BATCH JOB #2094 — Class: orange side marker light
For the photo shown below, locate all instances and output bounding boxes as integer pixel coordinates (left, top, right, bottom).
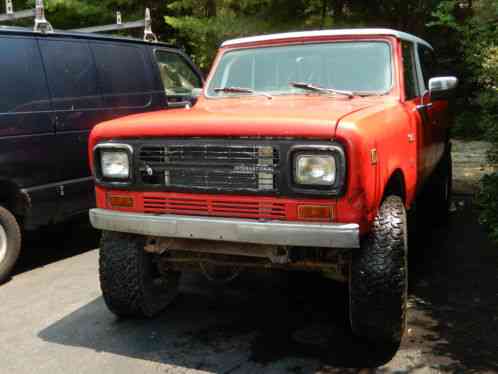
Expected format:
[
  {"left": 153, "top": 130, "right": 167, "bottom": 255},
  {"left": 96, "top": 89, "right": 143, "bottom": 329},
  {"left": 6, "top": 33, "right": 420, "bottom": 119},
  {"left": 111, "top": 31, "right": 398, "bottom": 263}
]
[
  {"left": 298, "top": 205, "right": 334, "bottom": 221},
  {"left": 108, "top": 195, "right": 134, "bottom": 208}
]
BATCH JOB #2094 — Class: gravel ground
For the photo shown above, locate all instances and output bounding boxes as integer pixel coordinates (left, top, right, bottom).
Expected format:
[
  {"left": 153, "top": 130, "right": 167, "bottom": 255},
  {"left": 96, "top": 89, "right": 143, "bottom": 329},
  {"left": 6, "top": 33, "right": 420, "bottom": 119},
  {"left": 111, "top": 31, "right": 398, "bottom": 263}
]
[
  {"left": 452, "top": 140, "right": 497, "bottom": 194},
  {"left": 0, "top": 142, "right": 496, "bottom": 374}
]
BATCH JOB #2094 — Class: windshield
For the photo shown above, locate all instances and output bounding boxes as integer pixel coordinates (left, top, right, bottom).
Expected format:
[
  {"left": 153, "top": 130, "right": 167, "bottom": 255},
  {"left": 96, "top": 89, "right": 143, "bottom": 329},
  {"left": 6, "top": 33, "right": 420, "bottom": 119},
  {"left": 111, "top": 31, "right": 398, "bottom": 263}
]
[{"left": 207, "top": 42, "right": 393, "bottom": 97}]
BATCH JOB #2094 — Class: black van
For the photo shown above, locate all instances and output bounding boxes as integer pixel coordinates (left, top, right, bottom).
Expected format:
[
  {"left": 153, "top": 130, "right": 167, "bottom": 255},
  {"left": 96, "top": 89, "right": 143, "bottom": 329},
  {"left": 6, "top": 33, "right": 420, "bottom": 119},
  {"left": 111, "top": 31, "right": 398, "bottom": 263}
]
[{"left": 0, "top": 26, "right": 203, "bottom": 283}]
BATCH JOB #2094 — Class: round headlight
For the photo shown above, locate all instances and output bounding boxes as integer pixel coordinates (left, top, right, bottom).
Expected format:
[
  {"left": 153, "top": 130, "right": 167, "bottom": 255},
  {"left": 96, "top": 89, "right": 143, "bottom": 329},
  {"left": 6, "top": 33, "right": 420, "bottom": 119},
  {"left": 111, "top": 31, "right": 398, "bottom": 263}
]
[
  {"left": 295, "top": 154, "right": 336, "bottom": 186},
  {"left": 101, "top": 151, "right": 130, "bottom": 179}
]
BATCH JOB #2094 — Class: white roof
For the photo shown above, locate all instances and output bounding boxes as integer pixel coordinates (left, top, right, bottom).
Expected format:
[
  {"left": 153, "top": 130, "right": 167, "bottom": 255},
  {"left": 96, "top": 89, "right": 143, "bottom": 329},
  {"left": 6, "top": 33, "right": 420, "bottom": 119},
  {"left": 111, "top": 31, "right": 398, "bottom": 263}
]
[{"left": 222, "top": 28, "right": 432, "bottom": 49}]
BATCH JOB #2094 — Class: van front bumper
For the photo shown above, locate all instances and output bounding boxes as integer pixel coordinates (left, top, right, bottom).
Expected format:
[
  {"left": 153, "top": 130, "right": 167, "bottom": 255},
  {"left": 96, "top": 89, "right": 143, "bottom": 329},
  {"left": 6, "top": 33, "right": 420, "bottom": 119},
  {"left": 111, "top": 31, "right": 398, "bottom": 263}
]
[{"left": 89, "top": 209, "right": 360, "bottom": 249}]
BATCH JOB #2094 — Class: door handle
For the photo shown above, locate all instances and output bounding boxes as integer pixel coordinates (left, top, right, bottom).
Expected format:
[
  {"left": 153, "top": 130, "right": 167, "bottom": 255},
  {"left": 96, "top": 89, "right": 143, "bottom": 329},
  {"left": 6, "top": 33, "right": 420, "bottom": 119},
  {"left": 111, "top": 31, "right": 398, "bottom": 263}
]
[{"left": 415, "top": 103, "right": 433, "bottom": 112}]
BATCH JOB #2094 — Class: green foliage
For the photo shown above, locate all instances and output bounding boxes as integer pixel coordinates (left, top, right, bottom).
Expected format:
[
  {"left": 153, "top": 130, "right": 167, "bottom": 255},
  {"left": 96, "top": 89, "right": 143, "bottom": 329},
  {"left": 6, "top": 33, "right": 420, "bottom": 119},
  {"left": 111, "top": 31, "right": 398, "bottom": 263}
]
[
  {"left": 477, "top": 173, "right": 498, "bottom": 243},
  {"left": 452, "top": 111, "right": 486, "bottom": 139},
  {"left": 165, "top": 14, "right": 274, "bottom": 71},
  {"left": 430, "top": 0, "right": 498, "bottom": 245}
]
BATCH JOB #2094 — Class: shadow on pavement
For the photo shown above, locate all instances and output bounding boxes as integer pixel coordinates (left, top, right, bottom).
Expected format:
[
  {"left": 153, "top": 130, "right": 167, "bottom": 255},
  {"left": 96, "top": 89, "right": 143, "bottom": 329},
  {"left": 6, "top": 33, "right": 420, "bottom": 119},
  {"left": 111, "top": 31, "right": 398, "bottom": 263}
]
[
  {"left": 407, "top": 194, "right": 498, "bottom": 373},
  {"left": 13, "top": 217, "right": 101, "bottom": 277},
  {"left": 38, "top": 272, "right": 397, "bottom": 372},
  {"left": 38, "top": 195, "right": 497, "bottom": 372}
]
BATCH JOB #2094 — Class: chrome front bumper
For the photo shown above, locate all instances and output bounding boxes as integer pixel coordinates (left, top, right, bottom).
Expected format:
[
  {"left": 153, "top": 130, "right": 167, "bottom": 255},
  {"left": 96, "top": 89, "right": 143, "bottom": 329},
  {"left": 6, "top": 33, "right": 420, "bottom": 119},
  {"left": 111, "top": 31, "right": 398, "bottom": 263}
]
[{"left": 89, "top": 209, "right": 360, "bottom": 249}]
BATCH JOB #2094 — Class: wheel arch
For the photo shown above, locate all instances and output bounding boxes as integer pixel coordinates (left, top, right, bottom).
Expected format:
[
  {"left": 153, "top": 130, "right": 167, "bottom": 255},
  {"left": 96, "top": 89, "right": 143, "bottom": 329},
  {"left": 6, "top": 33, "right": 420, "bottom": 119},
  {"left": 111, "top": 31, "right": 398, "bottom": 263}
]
[
  {"left": 0, "top": 180, "right": 30, "bottom": 218},
  {"left": 382, "top": 169, "right": 406, "bottom": 204}
]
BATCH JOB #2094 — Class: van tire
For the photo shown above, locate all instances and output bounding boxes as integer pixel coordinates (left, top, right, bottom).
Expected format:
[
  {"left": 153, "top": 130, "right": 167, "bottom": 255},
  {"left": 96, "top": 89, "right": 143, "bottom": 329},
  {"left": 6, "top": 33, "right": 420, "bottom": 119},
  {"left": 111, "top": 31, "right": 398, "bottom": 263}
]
[
  {"left": 99, "top": 231, "right": 180, "bottom": 318},
  {"left": 0, "top": 206, "right": 22, "bottom": 285},
  {"left": 349, "top": 196, "right": 408, "bottom": 346}
]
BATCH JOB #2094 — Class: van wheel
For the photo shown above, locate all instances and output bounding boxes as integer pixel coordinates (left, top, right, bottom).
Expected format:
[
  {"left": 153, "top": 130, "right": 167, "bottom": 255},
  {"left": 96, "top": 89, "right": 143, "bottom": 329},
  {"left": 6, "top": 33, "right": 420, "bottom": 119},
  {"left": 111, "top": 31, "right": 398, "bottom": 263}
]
[
  {"left": 349, "top": 196, "right": 408, "bottom": 346},
  {"left": 0, "top": 206, "right": 22, "bottom": 285},
  {"left": 99, "top": 231, "right": 180, "bottom": 318}
]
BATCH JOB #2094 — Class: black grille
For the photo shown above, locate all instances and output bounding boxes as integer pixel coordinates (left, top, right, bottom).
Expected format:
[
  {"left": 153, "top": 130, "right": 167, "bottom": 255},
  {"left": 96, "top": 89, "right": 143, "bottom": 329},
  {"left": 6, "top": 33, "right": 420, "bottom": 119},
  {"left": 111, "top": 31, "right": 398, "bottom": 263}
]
[{"left": 139, "top": 144, "right": 279, "bottom": 192}]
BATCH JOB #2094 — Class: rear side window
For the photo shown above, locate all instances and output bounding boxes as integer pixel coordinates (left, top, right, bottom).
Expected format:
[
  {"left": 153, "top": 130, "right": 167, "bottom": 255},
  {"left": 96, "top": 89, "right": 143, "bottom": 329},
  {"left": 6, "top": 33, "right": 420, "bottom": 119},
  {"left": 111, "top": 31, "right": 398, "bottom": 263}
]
[
  {"left": 92, "top": 43, "right": 153, "bottom": 108},
  {"left": 0, "top": 37, "right": 50, "bottom": 113},
  {"left": 402, "top": 41, "right": 419, "bottom": 101},
  {"left": 39, "top": 39, "right": 100, "bottom": 110},
  {"left": 418, "top": 46, "right": 438, "bottom": 89}
]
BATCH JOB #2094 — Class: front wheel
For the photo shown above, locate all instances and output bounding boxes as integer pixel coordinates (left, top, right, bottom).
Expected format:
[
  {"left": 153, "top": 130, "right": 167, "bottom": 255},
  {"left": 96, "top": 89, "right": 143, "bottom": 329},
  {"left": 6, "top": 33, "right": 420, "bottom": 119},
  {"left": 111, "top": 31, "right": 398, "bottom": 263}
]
[
  {"left": 349, "top": 196, "right": 408, "bottom": 346},
  {"left": 99, "top": 231, "right": 180, "bottom": 318}
]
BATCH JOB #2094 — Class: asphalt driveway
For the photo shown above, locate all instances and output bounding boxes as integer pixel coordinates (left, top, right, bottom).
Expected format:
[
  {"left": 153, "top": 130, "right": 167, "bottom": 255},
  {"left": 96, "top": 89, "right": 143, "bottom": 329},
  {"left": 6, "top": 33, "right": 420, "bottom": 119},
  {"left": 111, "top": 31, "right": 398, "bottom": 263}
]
[{"left": 0, "top": 192, "right": 497, "bottom": 374}]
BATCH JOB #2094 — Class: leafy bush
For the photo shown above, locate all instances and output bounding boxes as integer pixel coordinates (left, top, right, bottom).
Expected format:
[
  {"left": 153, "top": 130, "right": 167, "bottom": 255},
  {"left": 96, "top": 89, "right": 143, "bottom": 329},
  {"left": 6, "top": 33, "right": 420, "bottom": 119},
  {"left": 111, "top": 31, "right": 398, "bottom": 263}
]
[
  {"left": 477, "top": 173, "right": 498, "bottom": 244},
  {"left": 452, "top": 111, "right": 487, "bottom": 139},
  {"left": 165, "top": 14, "right": 273, "bottom": 72}
]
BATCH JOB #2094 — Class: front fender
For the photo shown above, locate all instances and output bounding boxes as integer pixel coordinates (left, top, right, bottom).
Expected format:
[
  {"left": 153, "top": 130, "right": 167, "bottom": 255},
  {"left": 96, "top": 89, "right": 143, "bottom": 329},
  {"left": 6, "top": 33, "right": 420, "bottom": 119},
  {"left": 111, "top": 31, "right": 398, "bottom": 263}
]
[{"left": 334, "top": 102, "right": 417, "bottom": 234}]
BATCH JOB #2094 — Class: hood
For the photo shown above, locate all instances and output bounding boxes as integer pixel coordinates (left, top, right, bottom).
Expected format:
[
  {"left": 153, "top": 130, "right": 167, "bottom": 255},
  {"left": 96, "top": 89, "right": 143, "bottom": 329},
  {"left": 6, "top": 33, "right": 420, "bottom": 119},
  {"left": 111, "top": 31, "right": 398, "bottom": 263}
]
[{"left": 91, "top": 95, "right": 380, "bottom": 142}]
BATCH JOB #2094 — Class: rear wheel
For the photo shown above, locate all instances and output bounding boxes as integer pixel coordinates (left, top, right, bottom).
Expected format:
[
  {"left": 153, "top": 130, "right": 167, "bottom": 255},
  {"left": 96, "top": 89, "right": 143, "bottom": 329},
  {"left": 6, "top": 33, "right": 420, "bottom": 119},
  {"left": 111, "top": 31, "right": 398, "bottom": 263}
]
[
  {"left": 418, "top": 150, "right": 452, "bottom": 223},
  {"left": 0, "top": 206, "right": 22, "bottom": 285},
  {"left": 99, "top": 231, "right": 180, "bottom": 317},
  {"left": 349, "top": 196, "right": 408, "bottom": 346}
]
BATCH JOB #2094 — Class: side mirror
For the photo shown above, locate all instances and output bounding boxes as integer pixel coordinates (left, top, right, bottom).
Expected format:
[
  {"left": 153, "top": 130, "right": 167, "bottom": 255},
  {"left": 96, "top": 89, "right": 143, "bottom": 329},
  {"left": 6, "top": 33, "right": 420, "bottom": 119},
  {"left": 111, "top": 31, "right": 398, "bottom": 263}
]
[
  {"left": 191, "top": 88, "right": 203, "bottom": 98},
  {"left": 186, "top": 88, "right": 203, "bottom": 107},
  {"left": 429, "top": 76, "right": 458, "bottom": 101}
]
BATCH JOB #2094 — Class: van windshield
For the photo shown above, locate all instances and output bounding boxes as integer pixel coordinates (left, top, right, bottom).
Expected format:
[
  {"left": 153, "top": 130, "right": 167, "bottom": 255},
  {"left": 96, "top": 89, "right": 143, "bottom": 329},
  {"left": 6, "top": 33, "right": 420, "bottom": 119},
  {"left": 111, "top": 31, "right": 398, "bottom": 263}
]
[{"left": 207, "top": 41, "right": 393, "bottom": 97}]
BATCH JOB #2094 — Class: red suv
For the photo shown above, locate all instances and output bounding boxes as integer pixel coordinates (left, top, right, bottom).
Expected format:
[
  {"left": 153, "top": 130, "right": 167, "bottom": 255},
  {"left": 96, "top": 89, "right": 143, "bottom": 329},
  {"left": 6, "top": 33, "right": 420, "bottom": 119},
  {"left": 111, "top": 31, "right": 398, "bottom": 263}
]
[{"left": 89, "top": 28, "right": 458, "bottom": 346}]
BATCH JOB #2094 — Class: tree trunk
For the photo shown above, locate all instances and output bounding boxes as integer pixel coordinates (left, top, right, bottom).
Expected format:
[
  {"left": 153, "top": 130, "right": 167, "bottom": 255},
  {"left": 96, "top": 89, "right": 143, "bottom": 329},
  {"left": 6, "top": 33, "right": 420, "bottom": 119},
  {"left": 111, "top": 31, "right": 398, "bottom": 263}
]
[
  {"left": 332, "top": 0, "right": 345, "bottom": 18},
  {"left": 320, "top": 0, "right": 328, "bottom": 28},
  {"left": 206, "top": 0, "right": 216, "bottom": 17}
]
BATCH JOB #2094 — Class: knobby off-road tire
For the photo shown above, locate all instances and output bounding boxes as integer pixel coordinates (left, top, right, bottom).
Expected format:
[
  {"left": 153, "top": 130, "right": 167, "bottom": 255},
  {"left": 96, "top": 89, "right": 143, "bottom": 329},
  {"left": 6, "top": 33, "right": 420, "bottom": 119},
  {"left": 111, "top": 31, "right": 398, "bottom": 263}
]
[
  {"left": 0, "top": 206, "right": 22, "bottom": 285},
  {"left": 349, "top": 196, "right": 408, "bottom": 346},
  {"left": 99, "top": 231, "right": 180, "bottom": 318},
  {"left": 418, "top": 150, "right": 452, "bottom": 223}
]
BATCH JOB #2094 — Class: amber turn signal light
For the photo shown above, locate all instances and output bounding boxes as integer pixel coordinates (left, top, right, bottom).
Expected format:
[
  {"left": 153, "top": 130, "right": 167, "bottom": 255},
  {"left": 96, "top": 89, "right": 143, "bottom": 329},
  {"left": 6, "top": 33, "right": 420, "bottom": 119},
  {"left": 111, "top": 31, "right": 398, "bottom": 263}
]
[
  {"left": 108, "top": 195, "right": 134, "bottom": 208},
  {"left": 298, "top": 205, "right": 334, "bottom": 221}
]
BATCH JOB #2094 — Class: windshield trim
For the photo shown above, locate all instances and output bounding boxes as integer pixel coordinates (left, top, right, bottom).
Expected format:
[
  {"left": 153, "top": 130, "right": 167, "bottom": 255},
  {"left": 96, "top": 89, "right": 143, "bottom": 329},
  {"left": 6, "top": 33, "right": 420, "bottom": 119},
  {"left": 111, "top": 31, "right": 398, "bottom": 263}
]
[{"left": 205, "top": 39, "right": 395, "bottom": 100}]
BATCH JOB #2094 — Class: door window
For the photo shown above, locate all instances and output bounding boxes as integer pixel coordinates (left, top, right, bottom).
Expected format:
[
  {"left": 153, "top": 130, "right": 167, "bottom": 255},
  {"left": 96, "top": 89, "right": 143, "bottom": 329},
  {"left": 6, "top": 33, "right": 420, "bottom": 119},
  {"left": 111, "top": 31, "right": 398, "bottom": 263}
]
[
  {"left": 418, "top": 46, "right": 438, "bottom": 90},
  {"left": 0, "top": 37, "right": 50, "bottom": 113},
  {"left": 402, "top": 41, "right": 420, "bottom": 101},
  {"left": 92, "top": 43, "right": 153, "bottom": 108},
  {"left": 155, "top": 50, "right": 202, "bottom": 101},
  {"left": 39, "top": 40, "right": 100, "bottom": 110}
]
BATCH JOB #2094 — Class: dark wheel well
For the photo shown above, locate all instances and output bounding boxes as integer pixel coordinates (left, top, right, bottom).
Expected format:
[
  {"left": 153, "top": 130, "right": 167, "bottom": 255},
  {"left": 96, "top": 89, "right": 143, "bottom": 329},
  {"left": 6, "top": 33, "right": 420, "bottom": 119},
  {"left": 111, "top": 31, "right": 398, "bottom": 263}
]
[
  {"left": 383, "top": 170, "right": 406, "bottom": 203},
  {"left": 0, "top": 181, "right": 28, "bottom": 218}
]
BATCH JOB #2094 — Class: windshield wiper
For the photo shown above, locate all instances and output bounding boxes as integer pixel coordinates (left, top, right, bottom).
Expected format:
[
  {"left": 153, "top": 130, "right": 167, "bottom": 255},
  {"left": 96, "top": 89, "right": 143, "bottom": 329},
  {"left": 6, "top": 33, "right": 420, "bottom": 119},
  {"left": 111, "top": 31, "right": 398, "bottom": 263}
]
[
  {"left": 214, "top": 86, "right": 272, "bottom": 99},
  {"left": 290, "top": 82, "right": 354, "bottom": 99}
]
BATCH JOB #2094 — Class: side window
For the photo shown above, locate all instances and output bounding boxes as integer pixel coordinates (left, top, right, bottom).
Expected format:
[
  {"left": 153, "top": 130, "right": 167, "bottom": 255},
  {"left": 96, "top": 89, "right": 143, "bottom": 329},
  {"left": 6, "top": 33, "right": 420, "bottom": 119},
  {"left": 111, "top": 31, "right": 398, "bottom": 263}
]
[
  {"left": 0, "top": 37, "right": 50, "bottom": 113},
  {"left": 39, "top": 40, "right": 100, "bottom": 110},
  {"left": 92, "top": 43, "right": 153, "bottom": 108},
  {"left": 418, "top": 45, "right": 438, "bottom": 89},
  {"left": 155, "top": 50, "right": 202, "bottom": 98},
  {"left": 402, "top": 41, "right": 419, "bottom": 101}
]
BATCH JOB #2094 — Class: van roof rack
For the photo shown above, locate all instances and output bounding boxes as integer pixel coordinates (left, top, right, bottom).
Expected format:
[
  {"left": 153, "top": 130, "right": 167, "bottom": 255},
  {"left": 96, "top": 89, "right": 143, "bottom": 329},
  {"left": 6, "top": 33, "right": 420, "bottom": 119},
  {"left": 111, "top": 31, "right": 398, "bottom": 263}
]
[
  {"left": 1, "top": 2, "right": 158, "bottom": 42},
  {"left": 67, "top": 8, "right": 158, "bottom": 42},
  {"left": 143, "top": 8, "right": 157, "bottom": 42},
  {"left": 33, "top": 0, "right": 53, "bottom": 33},
  {"left": 0, "top": 0, "right": 34, "bottom": 22}
]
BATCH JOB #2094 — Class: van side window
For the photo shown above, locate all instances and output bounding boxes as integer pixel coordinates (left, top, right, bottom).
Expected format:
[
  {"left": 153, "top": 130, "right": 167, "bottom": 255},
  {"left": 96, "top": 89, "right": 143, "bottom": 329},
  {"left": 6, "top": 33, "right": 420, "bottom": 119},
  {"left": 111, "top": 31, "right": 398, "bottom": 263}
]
[
  {"left": 402, "top": 41, "right": 419, "bottom": 101},
  {"left": 155, "top": 51, "right": 202, "bottom": 99},
  {"left": 39, "top": 40, "right": 100, "bottom": 110},
  {"left": 0, "top": 37, "right": 50, "bottom": 113},
  {"left": 418, "top": 45, "right": 438, "bottom": 89},
  {"left": 91, "top": 43, "right": 153, "bottom": 108}
]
